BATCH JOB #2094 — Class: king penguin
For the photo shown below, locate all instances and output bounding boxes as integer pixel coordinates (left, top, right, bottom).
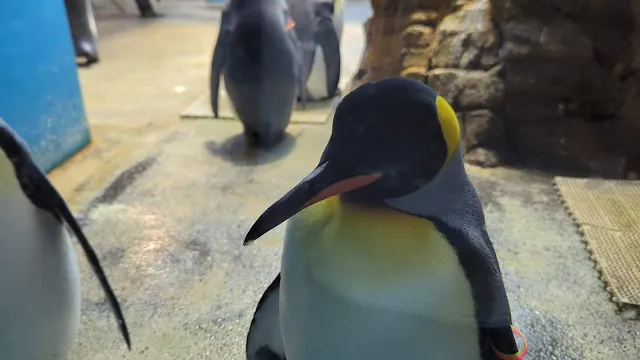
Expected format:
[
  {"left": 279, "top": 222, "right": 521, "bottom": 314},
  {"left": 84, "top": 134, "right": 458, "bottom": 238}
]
[
  {"left": 319, "top": 0, "right": 344, "bottom": 42},
  {"left": 64, "top": 0, "right": 100, "bottom": 65},
  {"left": 0, "top": 118, "right": 130, "bottom": 359},
  {"left": 243, "top": 77, "right": 528, "bottom": 360},
  {"left": 305, "top": 0, "right": 342, "bottom": 101},
  {"left": 287, "top": 0, "right": 342, "bottom": 102},
  {"left": 211, "top": 0, "right": 306, "bottom": 148}
]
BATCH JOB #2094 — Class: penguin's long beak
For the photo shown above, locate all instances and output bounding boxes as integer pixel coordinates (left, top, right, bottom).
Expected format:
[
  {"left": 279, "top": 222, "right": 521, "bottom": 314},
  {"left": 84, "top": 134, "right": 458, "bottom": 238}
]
[{"left": 244, "top": 162, "right": 381, "bottom": 245}]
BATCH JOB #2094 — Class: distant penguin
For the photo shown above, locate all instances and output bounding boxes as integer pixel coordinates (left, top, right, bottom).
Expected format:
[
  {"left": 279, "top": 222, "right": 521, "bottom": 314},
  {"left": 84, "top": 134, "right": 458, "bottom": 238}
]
[
  {"left": 0, "top": 118, "right": 130, "bottom": 359},
  {"left": 306, "top": 1, "right": 341, "bottom": 100},
  {"left": 314, "top": 0, "right": 343, "bottom": 41},
  {"left": 64, "top": 0, "right": 100, "bottom": 65},
  {"left": 287, "top": 0, "right": 341, "bottom": 102},
  {"left": 134, "top": 0, "right": 162, "bottom": 18},
  {"left": 210, "top": 0, "right": 306, "bottom": 148}
]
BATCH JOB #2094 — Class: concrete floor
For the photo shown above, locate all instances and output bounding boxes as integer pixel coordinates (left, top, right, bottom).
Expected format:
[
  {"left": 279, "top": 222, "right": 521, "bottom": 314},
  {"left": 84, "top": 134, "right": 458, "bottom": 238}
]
[{"left": 44, "top": 1, "right": 639, "bottom": 359}]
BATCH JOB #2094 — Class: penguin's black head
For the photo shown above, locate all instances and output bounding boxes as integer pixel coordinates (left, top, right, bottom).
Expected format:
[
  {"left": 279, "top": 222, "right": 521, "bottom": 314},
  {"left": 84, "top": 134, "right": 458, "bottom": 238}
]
[
  {"left": 319, "top": 77, "right": 460, "bottom": 203},
  {"left": 245, "top": 77, "right": 461, "bottom": 244}
]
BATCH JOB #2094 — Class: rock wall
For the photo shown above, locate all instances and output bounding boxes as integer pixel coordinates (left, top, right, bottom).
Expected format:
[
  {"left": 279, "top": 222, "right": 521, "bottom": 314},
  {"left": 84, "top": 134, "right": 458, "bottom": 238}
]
[
  {"left": 351, "top": 0, "right": 452, "bottom": 86},
  {"left": 350, "top": 0, "right": 640, "bottom": 178}
]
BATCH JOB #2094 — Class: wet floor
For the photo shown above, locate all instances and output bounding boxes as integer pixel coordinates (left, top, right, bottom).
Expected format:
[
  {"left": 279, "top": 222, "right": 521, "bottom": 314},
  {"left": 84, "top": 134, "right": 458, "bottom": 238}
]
[{"left": 43, "top": 1, "right": 640, "bottom": 359}]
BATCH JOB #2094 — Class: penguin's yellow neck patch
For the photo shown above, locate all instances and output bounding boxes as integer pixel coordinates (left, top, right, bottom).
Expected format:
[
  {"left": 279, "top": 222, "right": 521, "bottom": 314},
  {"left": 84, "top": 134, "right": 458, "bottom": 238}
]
[
  {"left": 295, "top": 196, "right": 450, "bottom": 272},
  {"left": 287, "top": 196, "right": 476, "bottom": 322},
  {"left": 435, "top": 96, "right": 460, "bottom": 162}
]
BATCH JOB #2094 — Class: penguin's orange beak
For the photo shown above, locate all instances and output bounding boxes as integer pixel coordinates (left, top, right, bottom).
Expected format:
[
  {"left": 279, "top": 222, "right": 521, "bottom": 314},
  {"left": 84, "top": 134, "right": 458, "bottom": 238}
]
[{"left": 244, "top": 162, "right": 381, "bottom": 244}]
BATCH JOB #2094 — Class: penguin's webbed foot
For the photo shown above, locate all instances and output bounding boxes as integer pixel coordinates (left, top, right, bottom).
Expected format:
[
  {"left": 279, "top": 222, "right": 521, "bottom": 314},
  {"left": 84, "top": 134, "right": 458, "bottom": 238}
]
[
  {"left": 244, "top": 128, "right": 261, "bottom": 147},
  {"left": 258, "top": 133, "right": 285, "bottom": 149},
  {"left": 295, "top": 96, "right": 308, "bottom": 109},
  {"left": 76, "top": 53, "right": 100, "bottom": 67},
  {"left": 77, "top": 57, "right": 99, "bottom": 67},
  {"left": 74, "top": 38, "right": 99, "bottom": 66},
  {"left": 244, "top": 129, "right": 285, "bottom": 149}
]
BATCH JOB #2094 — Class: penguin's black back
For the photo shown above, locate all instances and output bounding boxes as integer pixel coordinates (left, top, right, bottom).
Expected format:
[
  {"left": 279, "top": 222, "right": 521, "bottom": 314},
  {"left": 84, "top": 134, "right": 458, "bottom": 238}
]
[{"left": 224, "top": 0, "right": 300, "bottom": 135}]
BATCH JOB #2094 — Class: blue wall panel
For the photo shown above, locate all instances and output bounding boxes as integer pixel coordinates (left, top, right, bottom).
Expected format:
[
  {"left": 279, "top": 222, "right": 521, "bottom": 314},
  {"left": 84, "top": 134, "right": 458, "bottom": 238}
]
[{"left": 0, "top": 0, "right": 91, "bottom": 173}]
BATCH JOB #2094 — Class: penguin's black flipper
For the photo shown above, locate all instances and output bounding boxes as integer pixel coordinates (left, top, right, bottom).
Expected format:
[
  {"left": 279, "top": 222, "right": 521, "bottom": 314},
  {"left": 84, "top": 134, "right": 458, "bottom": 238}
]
[
  {"left": 424, "top": 212, "right": 520, "bottom": 359},
  {"left": 0, "top": 121, "right": 131, "bottom": 349},
  {"left": 210, "top": 9, "right": 236, "bottom": 118},
  {"left": 246, "top": 274, "right": 286, "bottom": 360},
  {"left": 312, "top": 11, "right": 341, "bottom": 99}
]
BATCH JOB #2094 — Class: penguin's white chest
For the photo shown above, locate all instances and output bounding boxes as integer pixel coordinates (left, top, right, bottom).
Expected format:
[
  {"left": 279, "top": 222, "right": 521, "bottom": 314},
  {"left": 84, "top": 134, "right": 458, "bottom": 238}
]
[
  {"left": 280, "top": 197, "right": 480, "bottom": 360},
  {"left": 306, "top": 45, "right": 329, "bottom": 100},
  {"left": 0, "top": 164, "right": 81, "bottom": 359}
]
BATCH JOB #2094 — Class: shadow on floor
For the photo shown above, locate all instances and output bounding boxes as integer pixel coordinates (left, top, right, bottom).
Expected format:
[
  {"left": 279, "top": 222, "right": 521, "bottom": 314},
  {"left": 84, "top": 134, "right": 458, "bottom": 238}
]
[{"left": 205, "top": 131, "right": 299, "bottom": 166}]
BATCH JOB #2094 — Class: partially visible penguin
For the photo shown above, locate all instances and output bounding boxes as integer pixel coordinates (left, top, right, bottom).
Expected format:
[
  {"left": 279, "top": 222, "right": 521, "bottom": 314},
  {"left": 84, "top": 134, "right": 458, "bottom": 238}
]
[
  {"left": 306, "top": 0, "right": 342, "bottom": 101},
  {"left": 64, "top": 0, "right": 100, "bottom": 65},
  {"left": 210, "top": 0, "right": 306, "bottom": 148},
  {"left": 0, "top": 118, "right": 131, "bottom": 359},
  {"left": 243, "top": 78, "right": 529, "bottom": 360},
  {"left": 134, "top": 0, "right": 162, "bottom": 18},
  {"left": 315, "top": 0, "right": 343, "bottom": 42},
  {"left": 287, "top": 0, "right": 342, "bottom": 102}
]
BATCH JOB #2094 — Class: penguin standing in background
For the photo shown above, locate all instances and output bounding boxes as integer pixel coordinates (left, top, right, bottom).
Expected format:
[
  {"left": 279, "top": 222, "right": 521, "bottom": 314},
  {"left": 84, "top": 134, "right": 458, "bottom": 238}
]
[
  {"left": 305, "top": 1, "right": 341, "bottom": 101},
  {"left": 313, "top": 0, "right": 343, "bottom": 42},
  {"left": 134, "top": 0, "right": 162, "bottom": 18},
  {"left": 64, "top": 0, "right": 100, "bottom": 66},
  {"left": 210, "top": 0, "right": 306, "bottom": 148},
  {"left": 328, "top": 0, "right": 344, "bottom": 42},
  {"left": 287, "top": 0, "right": 342, "bottom": 102},
  {"left": 0, "top": 118, "right": 130, "bottom": 358},
  {"left": 244, "top": 78, "right": 529, "bottom": 360}
]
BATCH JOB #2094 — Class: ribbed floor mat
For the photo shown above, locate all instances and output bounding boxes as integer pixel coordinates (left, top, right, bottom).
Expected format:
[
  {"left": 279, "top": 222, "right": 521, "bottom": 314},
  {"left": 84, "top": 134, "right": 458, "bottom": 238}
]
[{"left": 554, "top": 177, "right": 640, "bottom": 319}]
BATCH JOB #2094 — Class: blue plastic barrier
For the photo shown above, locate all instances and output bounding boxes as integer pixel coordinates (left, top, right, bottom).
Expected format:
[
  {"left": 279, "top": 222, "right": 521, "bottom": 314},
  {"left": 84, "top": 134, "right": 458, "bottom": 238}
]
[{"left": 0, "top": 0, "right": 91, "bottom": 173}]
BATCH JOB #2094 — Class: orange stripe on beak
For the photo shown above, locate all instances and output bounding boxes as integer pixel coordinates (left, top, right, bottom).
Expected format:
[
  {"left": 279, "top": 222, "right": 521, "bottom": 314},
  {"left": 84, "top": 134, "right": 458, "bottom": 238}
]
[{"left": 302, "top": 174, "right": 382, "bottom": 209}]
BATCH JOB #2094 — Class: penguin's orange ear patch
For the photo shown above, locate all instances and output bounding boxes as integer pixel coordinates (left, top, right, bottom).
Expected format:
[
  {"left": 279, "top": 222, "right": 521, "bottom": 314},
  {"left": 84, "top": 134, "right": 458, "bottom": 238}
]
[{"left": 285, "top": 18, "right": 296, "bottom": 31}]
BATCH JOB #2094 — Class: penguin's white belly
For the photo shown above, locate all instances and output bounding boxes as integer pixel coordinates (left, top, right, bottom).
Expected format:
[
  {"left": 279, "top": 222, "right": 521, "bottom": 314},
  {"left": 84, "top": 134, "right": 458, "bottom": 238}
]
[
  {"left": 280, "top": 198, "right": 481, "bottom": 360},
  {"left": 306, "top": 45, "right": 329, "bottom": 100},
  {"left": 0, "top": 173, "right": 81, "bottom": 359}
]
